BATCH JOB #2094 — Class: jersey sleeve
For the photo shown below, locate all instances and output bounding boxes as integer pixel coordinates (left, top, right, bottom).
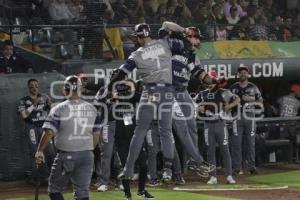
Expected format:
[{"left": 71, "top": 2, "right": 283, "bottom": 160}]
[
  {"left": 119, "top": 53, "right": 137, "bottom": 74},
  {"left": 42, "top": 106, "right": 61, "bottom": 134},
  {"left": 18, "top": 98, "right": 26, "bottom": 113},
  {"left": 167, "top": 38, "right": 184, "bottom": 54},
  {"left": 253, "top": 85, "right": 263, "bottom": 102}
]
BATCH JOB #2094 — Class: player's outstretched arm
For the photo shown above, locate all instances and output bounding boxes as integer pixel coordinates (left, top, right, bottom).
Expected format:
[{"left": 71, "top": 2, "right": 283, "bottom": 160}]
[
  {"left": 35, "top": 129, "right": 55, "bottom": 165},
  {"left": 161, "top": 21, "right": 193, "bottom": 35}
]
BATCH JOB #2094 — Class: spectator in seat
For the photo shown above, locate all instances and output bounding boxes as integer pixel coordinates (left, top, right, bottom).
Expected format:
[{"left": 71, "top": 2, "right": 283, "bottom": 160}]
[
  {"left": 216, "top": 19, "right": 228, "bottom": 40},
  {"left": 249, "top": 16, "right": 269, "bottom": 40},
  {"left": 293, "top": 14, "right": 300, "bottom": 39},
  {"left": 66, "top": 0, "right": 85, "bottom": 21},
  {"left": 228, "top": 16, "right": 250, "bottom": 40},
  {"left": 226, "top": 6, "right": 240, "bottom": 31},
  {"left": 261, "top": 0, "right": 278, "bottom": 22},
  {"left": 0, "top": 40, "right": 33, "bottom": 74},
  {"left": 164, "top": 1, "right": 177, "bottom": 22},
  {"left": 239, "top": 0, "right": 249, "bottom": 14},
  {"left": 269, "top": 15, "right": 289, "bottom": 41},
  {"left": 223, "top": 0, "right": 246, "bottom": 18},
  {"left": 207, "top": 3, "right": 226, "bottom": 40},
  {"left": 48, "top": 0, "right": 75, "bottom": 24},
  {"left": 173, "top": 0, "right": 193, "bottom": 25},
  {"left": 153, "top": 3, "right": 167, "bottom": 23}
]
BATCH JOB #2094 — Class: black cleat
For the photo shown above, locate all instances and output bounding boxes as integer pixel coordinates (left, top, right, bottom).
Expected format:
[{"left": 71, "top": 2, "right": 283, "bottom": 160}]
[
  {"left": 147, "top": 179, "right": 161, "bottom": 187},
  {"left": 249, "top": 169, "right": 258, "bottom": 175},
  {"left": 137, "top": 190, "right": 155, "bottom": 200},
  {"left": 187, "top": 160, "right": 216, "bottom": 174},
  {"left": 124, "top": 193, "right": 132, "bottom": 200}
]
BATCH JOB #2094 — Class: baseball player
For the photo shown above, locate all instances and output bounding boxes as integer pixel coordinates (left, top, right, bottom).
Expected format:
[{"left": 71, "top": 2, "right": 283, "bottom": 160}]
[
  {"left": 276, "top": 83, "right": 300, "bottom": 117},
  {"left": 35, "top": 75, "right": 101, "bottom": 200},
  {"left": 18, "top": 78, "right": 55, "bottom": 183},
  {"left": 230, "top": 65, "right": 263, "bottom": 175},
  {"left": 196, "top": 71, "right": 240, "bottom": 184},
  {"left": 158, "top": 22, "right": 218, "bottom": 175},
  {"left": 93, "top": 76, "right": 123, "bottom": 192},
  {"left": 275, "top": 83, "right": 300, "bottom": 139},
  {"left": 112, "top": 79, "right": 155, "bottom": 200},
  {"left": 106, "top": 22, "right": 190, "bottom": 181}
]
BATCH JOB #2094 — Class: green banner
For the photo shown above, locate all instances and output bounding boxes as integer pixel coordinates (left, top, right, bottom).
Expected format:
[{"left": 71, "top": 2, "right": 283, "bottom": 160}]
[{"left": 196, "top": 41, "right": 300, "bottom": 59}]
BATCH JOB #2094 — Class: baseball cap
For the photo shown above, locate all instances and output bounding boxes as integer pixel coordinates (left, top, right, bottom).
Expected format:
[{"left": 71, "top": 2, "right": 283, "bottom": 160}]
[
  {"left": 238, "top": 64, "right": 249, "bottom": 72},
  {"left": 291, "top": 84, "right": 300, "bottom": 93}
]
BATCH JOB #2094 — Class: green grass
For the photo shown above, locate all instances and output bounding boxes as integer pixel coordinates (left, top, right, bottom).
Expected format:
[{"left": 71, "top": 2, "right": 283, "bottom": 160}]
[
  {"left": 5, "top": 189, "right": 234, "bottom": 200},
  {"left": 247, "top": 170, "right": 300, "bottom": 187}
]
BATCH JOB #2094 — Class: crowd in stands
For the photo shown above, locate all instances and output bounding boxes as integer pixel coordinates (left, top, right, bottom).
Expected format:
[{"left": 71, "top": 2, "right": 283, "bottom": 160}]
[{"left": 1, "top": 0, "right": 300, "bottom": 41}]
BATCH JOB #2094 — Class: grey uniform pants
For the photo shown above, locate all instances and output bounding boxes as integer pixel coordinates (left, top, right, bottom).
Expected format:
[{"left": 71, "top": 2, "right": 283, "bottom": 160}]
[
  {"left": 231, "top": 116, "right": 256, "bottom": 172},
  {"left": 204, "top": 121, "right": 232, "bottom": 176},
  {"left": 124, "top": 85, "right": 175, "bottom": 177},
  {"left": 146, "top": 122, "right": 181, "bottom": 179},
  {"left": 174, "top": 89, "right": 198, "bottom": 147},
  {"left": 172, "top": 98, "right": 204, "bottom": 164},
  {"left": 48, "top": 150, "right": 94, "bottom": 199},
  {"left": 96, "top": 121, "right": 116, "bottom": 185}
]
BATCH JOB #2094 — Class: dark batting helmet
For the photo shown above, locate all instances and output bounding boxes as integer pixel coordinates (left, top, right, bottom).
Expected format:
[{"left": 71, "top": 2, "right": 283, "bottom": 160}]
[
  {"left": 64, "top": 75, "right": 82, "bottom": 92},
  {"left": 132, "top": 23, "right": 151, "bottom": 38}
]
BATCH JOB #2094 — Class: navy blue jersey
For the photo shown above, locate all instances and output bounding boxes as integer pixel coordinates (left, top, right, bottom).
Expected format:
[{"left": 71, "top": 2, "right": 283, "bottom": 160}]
[
  {"left": 172, "top": 52, "right": 204, "bottom": 87},
  {"left": 18, "top": 93, "right": 51, "bottom": 127},
  {"left": 196, "top": 89, "right": 235, "bottom": 116},
  {"left": 230, "top": 82, "right": 262, "bottom": 105}
]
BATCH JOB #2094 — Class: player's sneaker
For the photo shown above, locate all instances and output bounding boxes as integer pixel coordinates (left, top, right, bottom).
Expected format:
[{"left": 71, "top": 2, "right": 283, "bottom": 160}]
[
  {"left": 207, "top": 176, "right": 217, "bottom": 185},
  {"left": 226, "top": 175, "right": 236, "bottom": 184},
  {"left": 162, "top": 168, "right": 172, "bottom": 183},
  {"left": 137, "top": 190, "right": 155, "bottom": 200},
  {"left": 97, "top": 184, "right": 108, "bottom": 192},
  {"left": 174, "top": 173, "right": 186, "bottom": 185},
  {"left": 147, "top": 179, "right": 161, "bottom": 187}
]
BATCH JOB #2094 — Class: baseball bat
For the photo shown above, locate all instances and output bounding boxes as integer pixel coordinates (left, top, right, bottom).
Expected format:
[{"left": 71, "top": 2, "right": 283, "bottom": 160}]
[{"left": 34, "top": 165, "right": 41, "bottom": 200}]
